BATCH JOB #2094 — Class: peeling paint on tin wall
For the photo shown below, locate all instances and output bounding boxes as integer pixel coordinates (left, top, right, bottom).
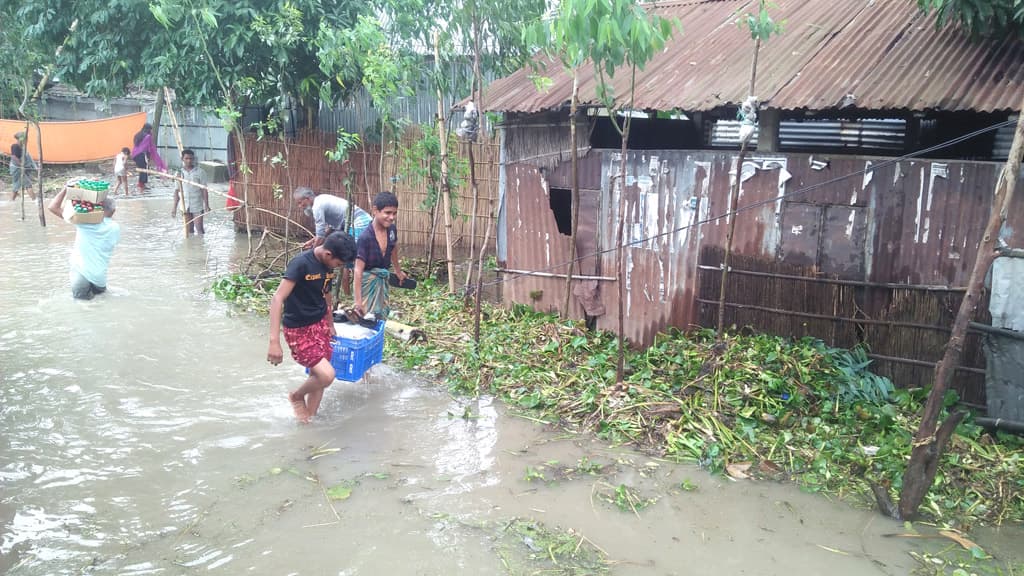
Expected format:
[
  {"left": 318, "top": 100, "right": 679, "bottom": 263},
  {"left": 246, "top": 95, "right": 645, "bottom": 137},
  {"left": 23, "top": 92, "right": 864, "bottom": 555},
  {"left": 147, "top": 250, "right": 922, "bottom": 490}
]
[
  {"left": 659, "top": 254, "right": 667, "bottom": 303},
  {"left": 514, "top": 177, "right": 523, "bottom": 230},
  {"left": 921, "top": 162, "right": 947, "bottom": 244},
  {"left": 948, "top": 231, "right": 961, "bottom": 261},
  {"left": 760, "top": 205, "right": 779, "bottom": 256},
  {"left": 764, "top": 157, "right": 788, "bottom": 255},
  {"left": 845, "top": 210, "right": 857, "bottom": 239},
  {"left": 544, "top": 232, "right": 551, "bottom": 266},
  {"left": 914, "top": 166, "right": 926, "bottom": 243},
  {"left": 696, "top": 161, "right": 712, "bottom": 239},
  {"left": 625, "top": 248, "right": 634, "bottom": 317},
  {"left": 862, "top": 160, "right": 873, "bottom": 189}
]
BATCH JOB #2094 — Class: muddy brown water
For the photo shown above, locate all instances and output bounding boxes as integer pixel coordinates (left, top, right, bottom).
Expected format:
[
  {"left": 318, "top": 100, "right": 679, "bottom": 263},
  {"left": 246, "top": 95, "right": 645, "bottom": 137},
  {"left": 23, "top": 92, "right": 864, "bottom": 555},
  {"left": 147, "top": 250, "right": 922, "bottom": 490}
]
[{"left": 1, "top": 187, "right": 1020, "bottom": 575}]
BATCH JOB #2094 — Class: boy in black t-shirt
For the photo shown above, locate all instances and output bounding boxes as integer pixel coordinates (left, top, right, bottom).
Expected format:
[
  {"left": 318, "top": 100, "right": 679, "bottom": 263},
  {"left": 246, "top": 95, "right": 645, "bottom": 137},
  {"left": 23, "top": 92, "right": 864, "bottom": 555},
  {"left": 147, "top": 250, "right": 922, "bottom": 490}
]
[{"left": 267, "top": 231, "right": 356, "bottom": 423}]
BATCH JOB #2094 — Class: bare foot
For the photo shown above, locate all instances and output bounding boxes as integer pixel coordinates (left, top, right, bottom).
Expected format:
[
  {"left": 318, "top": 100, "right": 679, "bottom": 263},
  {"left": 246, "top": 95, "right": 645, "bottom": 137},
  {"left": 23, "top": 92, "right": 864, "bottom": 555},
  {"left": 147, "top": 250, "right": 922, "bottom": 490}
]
[{"left": 288, "top": 393, "right": 310, "bottom": 424}]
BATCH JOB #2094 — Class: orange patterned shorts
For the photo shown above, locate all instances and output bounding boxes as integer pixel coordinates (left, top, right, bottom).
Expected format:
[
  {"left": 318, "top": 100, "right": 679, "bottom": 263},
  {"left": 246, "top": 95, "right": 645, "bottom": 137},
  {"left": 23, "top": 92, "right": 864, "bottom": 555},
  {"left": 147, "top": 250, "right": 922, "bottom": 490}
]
[{"left": 283, "top": 316, "right": 332, "bottom": 368}]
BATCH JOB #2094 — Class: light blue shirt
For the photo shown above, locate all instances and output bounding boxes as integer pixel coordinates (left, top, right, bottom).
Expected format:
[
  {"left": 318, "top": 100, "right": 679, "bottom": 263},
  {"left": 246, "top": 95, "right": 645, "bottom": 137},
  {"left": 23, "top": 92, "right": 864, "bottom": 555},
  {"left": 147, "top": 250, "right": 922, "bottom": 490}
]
[
  {"left": 70, "top": 219, "right": 121, "bottom": 287},
  {"left": 312, "top": 194, "right": 349, "bottom": 238},
  {"left": 351, "top": 207, "right": 372, "bottom": 236}
]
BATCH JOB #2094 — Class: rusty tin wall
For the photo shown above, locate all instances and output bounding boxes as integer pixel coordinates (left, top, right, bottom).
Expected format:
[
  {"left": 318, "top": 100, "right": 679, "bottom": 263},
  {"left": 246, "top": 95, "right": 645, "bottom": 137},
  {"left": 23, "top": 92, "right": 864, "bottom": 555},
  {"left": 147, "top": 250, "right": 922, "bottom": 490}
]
[{"left": 500, "top": 148, "right": 1023, "bottom": 400}]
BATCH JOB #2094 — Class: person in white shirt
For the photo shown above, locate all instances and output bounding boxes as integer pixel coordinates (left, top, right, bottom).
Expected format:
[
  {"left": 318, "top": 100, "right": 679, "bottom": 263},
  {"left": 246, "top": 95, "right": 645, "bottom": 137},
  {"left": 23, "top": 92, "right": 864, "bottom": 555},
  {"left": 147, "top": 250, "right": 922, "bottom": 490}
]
[
  {"left": 112, "top": 147, "right": 130, "bottom": 196},
  {"left": 172, "top": 149, "right": 210, "bottom": 235}
]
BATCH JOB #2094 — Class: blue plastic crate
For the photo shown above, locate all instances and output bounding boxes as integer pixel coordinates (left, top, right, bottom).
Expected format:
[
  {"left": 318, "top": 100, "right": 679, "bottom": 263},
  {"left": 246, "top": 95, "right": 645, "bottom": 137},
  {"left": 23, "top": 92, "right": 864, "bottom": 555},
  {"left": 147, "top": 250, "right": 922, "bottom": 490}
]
[
  {"left": 331, "top": 320, "right": 386, "bottom": 381},
  {"left": 306, "top": 321, "right": 385, "bottom": 382}
]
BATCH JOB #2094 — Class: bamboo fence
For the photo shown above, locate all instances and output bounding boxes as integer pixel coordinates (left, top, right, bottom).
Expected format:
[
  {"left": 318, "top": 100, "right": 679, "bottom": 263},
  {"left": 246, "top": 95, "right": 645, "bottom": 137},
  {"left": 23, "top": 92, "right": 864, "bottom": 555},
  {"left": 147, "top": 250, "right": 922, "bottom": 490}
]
[{"left": 231, "top": 128, "right": 500, "bottom": 255}]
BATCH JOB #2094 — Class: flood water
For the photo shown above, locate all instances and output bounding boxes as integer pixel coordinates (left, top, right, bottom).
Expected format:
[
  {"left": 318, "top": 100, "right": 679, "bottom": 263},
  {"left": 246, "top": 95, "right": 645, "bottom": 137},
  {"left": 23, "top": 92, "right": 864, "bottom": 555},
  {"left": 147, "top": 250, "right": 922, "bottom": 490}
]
[{"left": 0, "top": 189, "right": 1019, "bottom": 575}]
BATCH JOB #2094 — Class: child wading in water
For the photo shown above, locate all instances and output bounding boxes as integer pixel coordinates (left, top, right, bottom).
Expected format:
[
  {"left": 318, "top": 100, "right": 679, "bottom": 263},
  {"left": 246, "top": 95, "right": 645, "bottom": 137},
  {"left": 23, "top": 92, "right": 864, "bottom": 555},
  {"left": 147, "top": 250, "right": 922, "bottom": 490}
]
[
  {"left": 112, "top": 147, "right": 131, "bottom": 196},
  {"left": 267, "top": 231, "right": 356, "bottom": 423}
]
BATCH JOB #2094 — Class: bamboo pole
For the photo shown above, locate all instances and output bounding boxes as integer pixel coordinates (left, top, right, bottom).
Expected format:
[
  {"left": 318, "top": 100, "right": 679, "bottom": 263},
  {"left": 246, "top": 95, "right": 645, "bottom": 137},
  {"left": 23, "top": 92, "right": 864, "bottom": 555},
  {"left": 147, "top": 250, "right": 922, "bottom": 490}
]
[
  {"left": 464, "top": 10, "right": 483, "bottom": 294},
  {"left": 138, "top": 167, "right": 312, "bottom": 236},
  {"left": 434, "top": 32, "right": 457, "bottom": 293},
  {"left": 614, "top": 65, "right": 638, "bottom": 385},
  {"left": 717, "top": 36, "right": 761, "bottom": 339},
  {"left": 163, "top": 87, "right": 187, "bottom": 236},
  {"left": 187, "top": 10, "right": 251, "bottom": 253},
  {"left": 278, "top": 89, "right": 295, "bottom": 260},
  {"left": 897, "top": 99, "right": 1024, "bottom": 521},
  {"left": 562, "top": 70, "right": 580, "bottom": 317}
]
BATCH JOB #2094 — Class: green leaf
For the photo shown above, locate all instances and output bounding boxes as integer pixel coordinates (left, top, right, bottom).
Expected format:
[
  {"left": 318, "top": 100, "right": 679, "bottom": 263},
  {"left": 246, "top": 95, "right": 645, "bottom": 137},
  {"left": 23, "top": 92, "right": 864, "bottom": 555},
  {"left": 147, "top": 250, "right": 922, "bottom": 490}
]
[{"left": 326, "top": 483, "right": 353, "bottom": 501}]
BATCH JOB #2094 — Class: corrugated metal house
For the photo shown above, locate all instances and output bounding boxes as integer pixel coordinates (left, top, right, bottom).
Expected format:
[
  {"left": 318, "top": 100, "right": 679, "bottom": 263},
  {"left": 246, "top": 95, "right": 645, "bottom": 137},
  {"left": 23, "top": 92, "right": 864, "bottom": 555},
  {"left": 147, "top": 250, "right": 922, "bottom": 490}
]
[{"left": 483, "top": 0, "right": 1024, "bottom": 406}]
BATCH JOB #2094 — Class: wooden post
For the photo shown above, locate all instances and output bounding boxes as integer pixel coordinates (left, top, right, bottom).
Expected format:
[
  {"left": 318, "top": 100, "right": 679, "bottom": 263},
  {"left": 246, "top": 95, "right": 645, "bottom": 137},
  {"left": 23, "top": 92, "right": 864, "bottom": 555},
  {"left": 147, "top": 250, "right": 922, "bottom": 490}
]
[{"left": 898, "top": 104, "right": 1024, "bottom": 520}]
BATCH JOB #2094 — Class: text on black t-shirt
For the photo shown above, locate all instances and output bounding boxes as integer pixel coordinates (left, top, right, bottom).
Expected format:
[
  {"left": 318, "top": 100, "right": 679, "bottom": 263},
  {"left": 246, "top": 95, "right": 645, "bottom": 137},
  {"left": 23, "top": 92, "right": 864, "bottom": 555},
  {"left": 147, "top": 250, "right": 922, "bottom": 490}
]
[{"left": 282, "top": 250, "right": 335, "bottom": 328}]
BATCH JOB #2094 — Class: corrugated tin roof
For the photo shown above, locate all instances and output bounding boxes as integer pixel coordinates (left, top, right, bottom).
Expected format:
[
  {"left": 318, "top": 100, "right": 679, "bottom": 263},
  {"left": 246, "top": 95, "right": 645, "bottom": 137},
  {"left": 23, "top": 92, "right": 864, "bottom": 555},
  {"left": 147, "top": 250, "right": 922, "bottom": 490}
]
[{"left": 484, "top": 0, "right": 1024, "bottom": 114}]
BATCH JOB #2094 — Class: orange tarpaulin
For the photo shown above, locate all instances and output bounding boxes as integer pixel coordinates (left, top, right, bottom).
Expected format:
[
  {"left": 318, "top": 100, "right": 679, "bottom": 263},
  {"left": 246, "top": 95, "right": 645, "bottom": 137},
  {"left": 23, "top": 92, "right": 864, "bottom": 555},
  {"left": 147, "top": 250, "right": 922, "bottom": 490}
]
[{"left": 0, "top": 112, "right": 147, "bottom": 164}]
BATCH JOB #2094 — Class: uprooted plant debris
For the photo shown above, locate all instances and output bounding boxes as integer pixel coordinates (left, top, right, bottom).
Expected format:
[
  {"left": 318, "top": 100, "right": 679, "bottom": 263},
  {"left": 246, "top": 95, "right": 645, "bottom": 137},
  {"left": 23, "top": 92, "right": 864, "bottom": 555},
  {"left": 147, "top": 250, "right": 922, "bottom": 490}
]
[
  {"left": 381, "top": 280, "right": 1023, "bottom": 528},
  {"left": 210, "top": 268, "right": 1023, "bottom": 528}
]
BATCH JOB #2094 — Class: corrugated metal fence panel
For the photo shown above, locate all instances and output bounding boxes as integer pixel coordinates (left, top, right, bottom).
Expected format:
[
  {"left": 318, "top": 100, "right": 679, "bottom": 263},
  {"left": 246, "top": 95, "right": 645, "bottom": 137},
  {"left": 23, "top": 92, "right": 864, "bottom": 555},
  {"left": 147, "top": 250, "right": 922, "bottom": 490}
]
[
  {"left": 319, "top": 88, "right": 441, "bottom": 135},
  {"left": 501, "top": 143, "right": 1024, "bottom": 404},
  {"left": 502, "top": 163, "right": 579, "bottom": 317},
  {"left": 504, "top": 113, "right": 592, "bottom": 169},
  {"left": 707, "top": 120, "right": 760, "bottom": 148},
  {"left": 709, "top": 119, "right": 905, "bottom": 151},
  {"left": 318, "top": 61, "right": 495, "bottom": 135},
  {"left": 781, "top": 119, "right": 906, "bottom": 151},
  {"left": 156, "top": 106, "right": 229, "bottom": 166},
  {"left": 993, "top": 116, "right": 1017, "bottom": 160}
]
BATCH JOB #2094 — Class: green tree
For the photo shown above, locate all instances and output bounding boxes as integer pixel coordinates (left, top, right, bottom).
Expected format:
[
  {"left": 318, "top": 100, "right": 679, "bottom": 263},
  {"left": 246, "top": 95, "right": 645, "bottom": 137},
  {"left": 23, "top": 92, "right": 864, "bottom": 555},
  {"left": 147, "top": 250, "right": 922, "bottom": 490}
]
[
  {"left": 524, "top": 0, "right": 597, "bottom": 318},
  {"left": 525, "top": 0, "right": 677, "bottom": 382},
  {"left": 0, "top": 9, "right": 50, "bottom": 118},
  {"left": 917, "top": 0, "right": 1024, "bottom": 37},
  {"left": 10, "top": 0, "right": 369, "bottom": 107},
  {"left": 371, "top": 0, "right": 546, "bottom": 293}
]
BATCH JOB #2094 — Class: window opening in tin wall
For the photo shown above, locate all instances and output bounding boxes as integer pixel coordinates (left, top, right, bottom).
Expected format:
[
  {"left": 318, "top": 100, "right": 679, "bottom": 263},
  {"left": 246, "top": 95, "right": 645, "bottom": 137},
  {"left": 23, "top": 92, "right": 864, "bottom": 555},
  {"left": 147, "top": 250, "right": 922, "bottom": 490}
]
[{"left": 549, "top": 187, "right": 573, "bottom": 236}]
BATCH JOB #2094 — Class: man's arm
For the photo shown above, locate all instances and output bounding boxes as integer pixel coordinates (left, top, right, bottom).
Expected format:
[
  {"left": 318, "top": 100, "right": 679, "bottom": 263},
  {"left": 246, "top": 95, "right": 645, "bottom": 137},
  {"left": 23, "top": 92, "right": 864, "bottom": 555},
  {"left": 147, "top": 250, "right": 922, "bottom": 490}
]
[
  {"left": 313, "top": 203, "right": 327, "bottom": 239},
  {"left": 391, "top": 239, "right": 407, "bottom": 284},
  {"left": 47, "top": 185, "right": 68, "bottom": 219},
  {"left": 267, "top": 278, "right": 296, "bottom": 365}
]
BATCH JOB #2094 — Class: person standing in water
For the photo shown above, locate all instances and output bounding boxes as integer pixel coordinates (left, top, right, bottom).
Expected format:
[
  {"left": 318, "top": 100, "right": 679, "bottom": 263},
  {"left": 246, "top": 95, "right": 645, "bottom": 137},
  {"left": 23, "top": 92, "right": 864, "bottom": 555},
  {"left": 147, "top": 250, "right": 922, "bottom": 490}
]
[
  {"left": 9, "top": 132, "right": 37, "bottom": 201},
  {"left": 112, "top": 147, "right": 131, "bottom": 196},
  {"left": 46, "top": 183, "right": 121, "bottom": 300},
  {"left": 130, "top": 123, "right": 166, "bottom": 194},
  {"left": 267, "top": 231, "right": 357, "bottom": 423},
  {"left": 172, "top": 149, "right": 209, "bottom": 235}
]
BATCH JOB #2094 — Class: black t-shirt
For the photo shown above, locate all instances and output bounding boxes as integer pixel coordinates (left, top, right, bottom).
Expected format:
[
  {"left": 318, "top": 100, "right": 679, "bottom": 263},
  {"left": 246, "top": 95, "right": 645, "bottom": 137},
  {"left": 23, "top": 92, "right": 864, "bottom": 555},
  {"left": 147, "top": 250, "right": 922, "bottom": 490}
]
[
  {"left": 282, "top": 250, "right": 335, "bottom": 328},
  {"left": 356, "top": 224, "right": 397, "bottom": 270}
]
